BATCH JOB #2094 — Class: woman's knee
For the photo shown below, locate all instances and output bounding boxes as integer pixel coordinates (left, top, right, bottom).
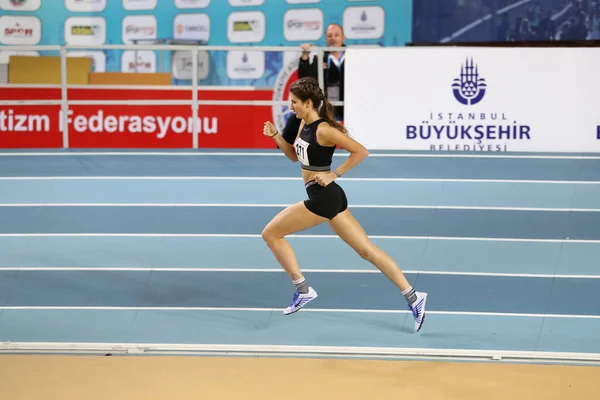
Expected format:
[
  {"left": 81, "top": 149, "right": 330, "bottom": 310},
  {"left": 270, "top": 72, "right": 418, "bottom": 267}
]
[
  {"left": 261, "top": 224, "right": 280, "bottom": 246},
  {"left": 354, "top": 243, "right": 375, "bottom": 261},
  {"left": 261, "top": 226, "right": 272, "bottom": 243}
]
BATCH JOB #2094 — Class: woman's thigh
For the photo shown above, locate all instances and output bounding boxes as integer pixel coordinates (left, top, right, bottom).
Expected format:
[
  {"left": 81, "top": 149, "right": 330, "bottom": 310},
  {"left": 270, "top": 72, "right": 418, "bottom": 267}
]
[{"left": 262, "top": 201, "right": 328, "bottom": 238}]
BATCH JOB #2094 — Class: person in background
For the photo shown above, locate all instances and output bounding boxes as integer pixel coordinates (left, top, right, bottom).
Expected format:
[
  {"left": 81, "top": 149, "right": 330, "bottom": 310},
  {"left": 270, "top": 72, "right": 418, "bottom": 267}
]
[
  {"left": 280, "top": 23, "right": 346, "bottom": 141},
  {"left": 298, "top": 23, "right": 346, "bottom": 121}
]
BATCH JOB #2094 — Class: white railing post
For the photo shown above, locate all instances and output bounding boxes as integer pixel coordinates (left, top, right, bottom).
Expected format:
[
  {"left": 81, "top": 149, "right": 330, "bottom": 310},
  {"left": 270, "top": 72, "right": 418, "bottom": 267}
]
[
  {"left": 60, "top": 45, "right": 69, "bottom": 148},
  {"left": 316, "top": 47, "right": 324, "bottom": 93},
  {"left": 191, "top": 46, "right": 199, "bottom": 149}
]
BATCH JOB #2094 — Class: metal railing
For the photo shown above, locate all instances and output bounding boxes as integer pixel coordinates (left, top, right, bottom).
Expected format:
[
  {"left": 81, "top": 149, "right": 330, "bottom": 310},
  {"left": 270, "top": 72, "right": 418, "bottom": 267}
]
[{"left": 0, "top": 44, "right": 350, "bottom": 148}]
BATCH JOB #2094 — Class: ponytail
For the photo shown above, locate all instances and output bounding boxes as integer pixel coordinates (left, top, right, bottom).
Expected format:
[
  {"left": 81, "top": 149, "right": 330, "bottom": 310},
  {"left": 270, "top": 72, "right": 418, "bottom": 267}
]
[
  {"left": 289, "top": 76, "right": 348, "bottom": 135},
  {"left": 318, "top": 96, "right": 347, "bottom": 135}
]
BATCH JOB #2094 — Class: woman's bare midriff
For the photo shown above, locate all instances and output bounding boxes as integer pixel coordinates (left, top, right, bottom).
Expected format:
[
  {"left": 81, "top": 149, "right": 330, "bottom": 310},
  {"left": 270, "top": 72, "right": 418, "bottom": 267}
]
[{"left": 301, "top": 168, "right": 330, "bottom": 184}]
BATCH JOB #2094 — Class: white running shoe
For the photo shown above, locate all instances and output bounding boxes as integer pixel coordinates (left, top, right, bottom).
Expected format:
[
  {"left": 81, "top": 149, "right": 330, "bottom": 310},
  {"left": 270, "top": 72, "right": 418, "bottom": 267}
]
[
  {"left": 408, "top": 292, "right": 427, "bottom": 332},
  {"left": 283, "top": 287, "right": 318, "bottom": 315}
]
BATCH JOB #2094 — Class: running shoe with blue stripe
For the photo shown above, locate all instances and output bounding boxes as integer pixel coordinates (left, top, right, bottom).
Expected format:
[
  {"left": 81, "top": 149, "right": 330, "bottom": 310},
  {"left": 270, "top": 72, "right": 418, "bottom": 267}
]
[
  {"left": 283, "top": 287, "right": 318, "bottom": 315},
  {"left": 408, "top": 292, "right": 427, "bottom": 332}
]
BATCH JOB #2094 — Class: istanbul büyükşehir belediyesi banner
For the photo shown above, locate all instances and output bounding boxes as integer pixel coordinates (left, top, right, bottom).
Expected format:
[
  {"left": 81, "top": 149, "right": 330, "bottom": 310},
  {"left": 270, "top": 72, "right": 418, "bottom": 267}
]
[{"left": 343, "top": 46, "right": 600, "bottom": 153}]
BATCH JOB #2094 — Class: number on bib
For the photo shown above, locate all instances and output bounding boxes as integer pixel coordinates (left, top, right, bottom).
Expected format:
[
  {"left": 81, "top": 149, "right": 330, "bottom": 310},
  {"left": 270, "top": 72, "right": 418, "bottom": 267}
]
[{"left": 295, "top": 138, "right": 310, "bottom": 165}]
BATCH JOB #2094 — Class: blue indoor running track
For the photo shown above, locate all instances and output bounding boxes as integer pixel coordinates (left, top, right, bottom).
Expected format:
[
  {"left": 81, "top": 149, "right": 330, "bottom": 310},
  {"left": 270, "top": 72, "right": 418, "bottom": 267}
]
[{"left": 0, "top": 149, "right": 599, "bottom": 363}]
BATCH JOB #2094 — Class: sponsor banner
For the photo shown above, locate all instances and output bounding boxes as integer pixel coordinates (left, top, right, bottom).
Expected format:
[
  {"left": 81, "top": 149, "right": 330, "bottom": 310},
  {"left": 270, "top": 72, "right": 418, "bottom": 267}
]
[
  {"left": 283, "top": 8, "right": 323, "bottom": 42},
  {"left": 0, "top": 1, "right": 410, "bottom": 87},
  {"left": 66, "top": 106, "right": 196, "bottom": 148},
  {"left": 65, "top": 0, "right": 107, "bottom": 12},
  {"left": 0, "top": 106, "right": 63, "bottom": 149},
  {"left": 171, "top": 49, "right": 209, "bottom": 80},
  {"left": 0, "top": 88, "right": 278, "bottom": 149},
  {"left": 175, "top": 0, "right": 210, "bottom": 9},
  {"left": 173, "top": 13, "right": 210, "bottom": 42},
  {"left": 0, "top": 15, "right": 42, "bottom": 45},
  {"left": 344, "top": 47, "right": 600, "bottom": 153},
  {"left": 285, "top": 0, "right": 320, "bottom": 3},
  {"left": 343, "top": 6, "right": 385, "bottom": 40},
  {"left": 122, "top": 15, "right": 157, "bottom": 43},
  {"left": 121, "top": 50, "right": 156, "bottom": 73},
  {"left": 64, "top": 16, "right": 107, "bottom": 46},
  {"left": 226, "top": 50, "right": 264, "bottom": 80},
  {"left": 228, "top": 0, "right": 264, "bottom": 6},
  {"left": 0, "top": 0, "right": 41, "bottom": 11},
  {"left": 123, "top": 0, "right": 158, "bottom": 11},
  {"left": 227, "top": 11, "right": 265, "bottom": 43}
]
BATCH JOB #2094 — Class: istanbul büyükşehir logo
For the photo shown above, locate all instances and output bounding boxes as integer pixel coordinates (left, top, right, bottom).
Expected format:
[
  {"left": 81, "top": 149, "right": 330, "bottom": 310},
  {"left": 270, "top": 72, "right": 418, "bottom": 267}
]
[
  {"left": 404, "top": 56, "right": 532, "bottom": 152},
  {"left": 451, "top": 57, "right": 486, "bottom": 106}
]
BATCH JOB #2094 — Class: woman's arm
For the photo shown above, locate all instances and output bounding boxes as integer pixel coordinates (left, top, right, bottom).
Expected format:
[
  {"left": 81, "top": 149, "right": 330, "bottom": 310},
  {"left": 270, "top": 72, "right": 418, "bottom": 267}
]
[
  {"left": 264, "top": 121, "right": 298, "bottom": 162},
  {"left": 314, "top": 124, "right": 369, "bottom": 186}
]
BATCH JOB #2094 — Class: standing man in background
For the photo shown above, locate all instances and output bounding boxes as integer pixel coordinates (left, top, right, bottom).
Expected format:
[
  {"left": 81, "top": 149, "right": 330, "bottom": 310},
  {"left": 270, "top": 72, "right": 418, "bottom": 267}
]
[
  {"left": 279, "top": 23, "right": 346, "bottom": 139},
  {"left": 298, "top": 23, "right": 345, "bottom": 121}
]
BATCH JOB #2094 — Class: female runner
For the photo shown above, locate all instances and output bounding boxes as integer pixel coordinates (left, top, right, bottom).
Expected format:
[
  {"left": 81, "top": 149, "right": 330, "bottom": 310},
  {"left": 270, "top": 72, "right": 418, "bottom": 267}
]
[{"left": 261, "top": 77, "right": 427, "bottom": 332}]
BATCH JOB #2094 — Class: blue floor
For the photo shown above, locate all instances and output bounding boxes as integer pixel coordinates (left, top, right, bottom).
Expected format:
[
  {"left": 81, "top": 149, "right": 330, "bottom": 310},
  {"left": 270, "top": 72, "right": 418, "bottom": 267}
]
[
  {"left": 2, "top": 206, "right": 600, "bottom": 239},
  {"left": 1, "top": 178, "right": 600, "bottom": 209},
  {"left": 1, "top": 150, "right": 600, "bottom": 358},
  {"left": 2, "top": 270, "right": 599, "bottom": 315},
  {"left": 1, "top": 151, "right": 600, "bottom": 180}
]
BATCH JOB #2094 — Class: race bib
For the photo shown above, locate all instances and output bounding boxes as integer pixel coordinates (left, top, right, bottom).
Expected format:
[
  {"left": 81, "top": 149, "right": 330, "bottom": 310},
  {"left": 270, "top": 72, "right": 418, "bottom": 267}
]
[{"left": 294, "top": 137, "right": 309, "bottom": 165}]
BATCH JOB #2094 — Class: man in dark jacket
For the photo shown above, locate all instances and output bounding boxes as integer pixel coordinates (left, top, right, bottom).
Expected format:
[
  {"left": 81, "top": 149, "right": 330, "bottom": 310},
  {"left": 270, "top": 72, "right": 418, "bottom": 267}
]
[{"left": 280, "top": 23, "right": 346, "bottom": 140}]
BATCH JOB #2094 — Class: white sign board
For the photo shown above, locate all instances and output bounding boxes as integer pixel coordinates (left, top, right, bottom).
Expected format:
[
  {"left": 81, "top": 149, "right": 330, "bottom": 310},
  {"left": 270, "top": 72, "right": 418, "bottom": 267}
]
[{"left": 344, "top": 47, "right": 600, "bottom": 153}]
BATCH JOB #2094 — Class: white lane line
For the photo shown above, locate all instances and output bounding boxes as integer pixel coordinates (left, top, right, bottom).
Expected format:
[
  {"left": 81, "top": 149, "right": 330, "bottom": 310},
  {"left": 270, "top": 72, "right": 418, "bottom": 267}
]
[
  {"left": 0, "top": 150, "right": 599, "bottom": 159},
  {"left": 0, "top": 266, "right": 598, "bottom": 279},
  {"left": 0, "top": 233, "right": 597, "bottom": 243},
  {"left": 0, "top": 306, "right": 599, "bottom": 319},
  {"left": 0, "top": 176, "right": 599, "bottom": 184},
  {"left": 0, "top": 203, "right": 598, "bottom": 212}
]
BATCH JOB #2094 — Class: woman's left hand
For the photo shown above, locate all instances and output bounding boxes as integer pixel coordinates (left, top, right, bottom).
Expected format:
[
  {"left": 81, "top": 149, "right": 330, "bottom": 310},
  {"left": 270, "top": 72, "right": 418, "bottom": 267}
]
[{"left": 315, "top": 172, "right": 337, "bottom": 187}]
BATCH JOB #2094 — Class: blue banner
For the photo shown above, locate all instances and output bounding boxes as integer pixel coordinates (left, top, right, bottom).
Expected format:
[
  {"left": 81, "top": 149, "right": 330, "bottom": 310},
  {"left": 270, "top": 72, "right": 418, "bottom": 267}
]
[
  {"left": 0, "top": 0, "right": 412, "bottom": 87},
  {"left": 411, "top": 0, "right": 598, "bottom": 44}
]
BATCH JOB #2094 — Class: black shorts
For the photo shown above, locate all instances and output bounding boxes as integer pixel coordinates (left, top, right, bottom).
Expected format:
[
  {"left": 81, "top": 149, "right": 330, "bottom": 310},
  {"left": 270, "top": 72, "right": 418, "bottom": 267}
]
[{"left": 303, "top": 180, "right": 348, "bottom": 220}]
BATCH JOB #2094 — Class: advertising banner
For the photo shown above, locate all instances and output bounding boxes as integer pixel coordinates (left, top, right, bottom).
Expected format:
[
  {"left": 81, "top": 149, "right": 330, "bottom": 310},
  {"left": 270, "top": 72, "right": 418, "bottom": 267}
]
[
  {"left": 0, "top": 87, "right": 277, "bottom": 149},
  {"left": 0, "top": 0, "right": 410, "bottom": 86},
  {"left": 344, "top": 47, "right": 600, "bottom": 153}
]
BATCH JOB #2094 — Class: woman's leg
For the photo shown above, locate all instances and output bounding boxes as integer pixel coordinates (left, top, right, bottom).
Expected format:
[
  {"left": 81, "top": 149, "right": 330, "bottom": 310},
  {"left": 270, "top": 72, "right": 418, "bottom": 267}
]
[
  {"left": 262, "top": 201, "right": 328, "bottom": 314},
  {"left": 328, "top": 208, "right": 412, "bottom": 290},
  {"left": 262, "top": 201, "right": 327, "bottom": 280},
  {"left": 328, "top": 208, "right": 428, "bottom": 331}
]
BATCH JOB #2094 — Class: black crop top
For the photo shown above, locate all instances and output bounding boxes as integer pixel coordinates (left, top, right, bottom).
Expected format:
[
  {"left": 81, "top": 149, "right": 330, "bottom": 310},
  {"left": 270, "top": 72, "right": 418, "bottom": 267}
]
[{"left": 285, "top": 118, "right": 336, "bottom": 172}]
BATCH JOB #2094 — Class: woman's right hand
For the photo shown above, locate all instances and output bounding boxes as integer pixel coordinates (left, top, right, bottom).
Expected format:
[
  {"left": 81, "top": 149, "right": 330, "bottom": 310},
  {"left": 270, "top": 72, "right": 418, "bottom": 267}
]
[{"left": 263, "top": 121, "right": 278, "bottom": 138}]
